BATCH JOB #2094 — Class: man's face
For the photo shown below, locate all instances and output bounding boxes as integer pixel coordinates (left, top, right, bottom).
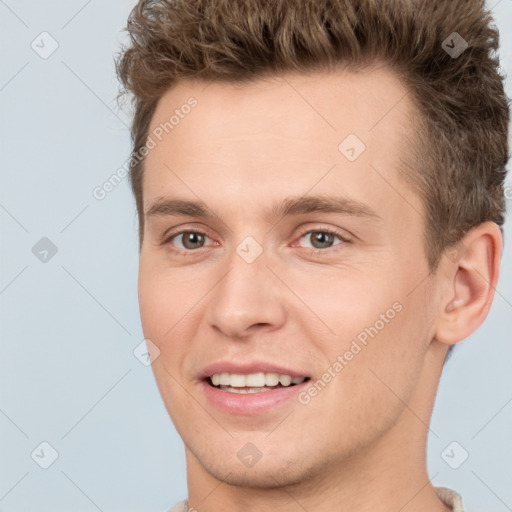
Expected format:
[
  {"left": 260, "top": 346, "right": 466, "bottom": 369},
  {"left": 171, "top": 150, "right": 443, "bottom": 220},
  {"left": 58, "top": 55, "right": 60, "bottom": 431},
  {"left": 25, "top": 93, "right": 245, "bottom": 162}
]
[{"left": 139, "top": 67, "right": 440, "bottom": 486}]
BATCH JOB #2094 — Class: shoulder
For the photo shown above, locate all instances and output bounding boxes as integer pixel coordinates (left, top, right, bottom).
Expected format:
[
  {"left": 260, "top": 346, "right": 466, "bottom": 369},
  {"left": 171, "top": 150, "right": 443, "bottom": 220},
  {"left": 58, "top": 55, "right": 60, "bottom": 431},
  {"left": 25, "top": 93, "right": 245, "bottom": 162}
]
[
  {"left": 435, "top": 486, "right": 465, "bottom": 512},
  {"left": 167, "top": 498, "right": 188, "bottom": 512}
]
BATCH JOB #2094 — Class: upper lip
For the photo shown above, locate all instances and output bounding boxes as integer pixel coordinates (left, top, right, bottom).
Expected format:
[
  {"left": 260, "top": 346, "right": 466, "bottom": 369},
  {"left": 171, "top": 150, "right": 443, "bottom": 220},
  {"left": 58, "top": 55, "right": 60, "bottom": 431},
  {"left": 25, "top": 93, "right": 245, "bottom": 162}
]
[{"left": 198, "top": 361, "right": 310, "bottom": 380}]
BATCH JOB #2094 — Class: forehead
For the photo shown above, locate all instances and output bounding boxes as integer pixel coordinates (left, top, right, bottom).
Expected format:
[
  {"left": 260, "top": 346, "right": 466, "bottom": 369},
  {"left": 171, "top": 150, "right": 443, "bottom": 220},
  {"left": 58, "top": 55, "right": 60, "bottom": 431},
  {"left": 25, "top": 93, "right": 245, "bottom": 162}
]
[{"left": 142, "top": 66, "right": 421, "bottom": 224}]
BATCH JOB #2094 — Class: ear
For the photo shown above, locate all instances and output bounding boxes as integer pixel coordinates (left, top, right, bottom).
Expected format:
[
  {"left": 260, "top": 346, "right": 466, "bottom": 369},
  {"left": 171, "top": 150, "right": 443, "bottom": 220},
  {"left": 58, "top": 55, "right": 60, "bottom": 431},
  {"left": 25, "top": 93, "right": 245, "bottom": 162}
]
[{"left": 434, "top": 221, "right": 503, "bottom": 346}]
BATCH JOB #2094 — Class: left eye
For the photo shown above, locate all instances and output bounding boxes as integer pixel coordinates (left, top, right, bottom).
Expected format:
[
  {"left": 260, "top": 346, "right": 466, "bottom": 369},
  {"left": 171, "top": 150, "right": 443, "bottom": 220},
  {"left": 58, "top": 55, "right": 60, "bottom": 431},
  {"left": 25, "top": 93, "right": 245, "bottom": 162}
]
[{"left": 298, "top": 230, "right": 345, "bottom": 250}]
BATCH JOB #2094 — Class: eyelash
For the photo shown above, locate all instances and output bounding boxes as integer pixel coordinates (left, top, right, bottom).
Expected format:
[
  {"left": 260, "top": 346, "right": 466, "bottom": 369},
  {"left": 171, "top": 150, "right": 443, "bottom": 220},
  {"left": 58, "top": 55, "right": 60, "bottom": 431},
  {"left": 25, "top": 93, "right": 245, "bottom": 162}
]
[{"left": 162, "top": 226, "right": 351, "bottom": 256}]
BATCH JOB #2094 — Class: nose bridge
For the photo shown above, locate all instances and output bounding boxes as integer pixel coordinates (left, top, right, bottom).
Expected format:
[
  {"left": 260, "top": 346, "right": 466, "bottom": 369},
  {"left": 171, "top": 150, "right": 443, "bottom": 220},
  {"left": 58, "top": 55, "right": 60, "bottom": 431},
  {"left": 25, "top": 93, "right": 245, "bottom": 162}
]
[{"left": 205, "top": 237, "right": 286, "bottom": 338}]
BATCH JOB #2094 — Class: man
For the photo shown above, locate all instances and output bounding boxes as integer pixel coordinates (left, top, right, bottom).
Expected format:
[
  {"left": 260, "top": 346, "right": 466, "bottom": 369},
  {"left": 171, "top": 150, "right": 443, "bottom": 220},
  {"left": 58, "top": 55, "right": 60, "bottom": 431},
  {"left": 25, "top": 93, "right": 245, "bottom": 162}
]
[{"left": 116, "top": 0, "right": 509, "bottom": 510}]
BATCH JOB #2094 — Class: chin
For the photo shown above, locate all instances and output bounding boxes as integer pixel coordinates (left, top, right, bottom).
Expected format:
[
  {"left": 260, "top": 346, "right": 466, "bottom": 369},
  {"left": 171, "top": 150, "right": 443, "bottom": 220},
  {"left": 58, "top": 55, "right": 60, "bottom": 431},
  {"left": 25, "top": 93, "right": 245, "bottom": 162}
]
[
  {"left": 194, "top": 448, "right": 322, "bottom": 489},
  {"left": 209, "top": 465, "right": 310, "bottom": 489}
]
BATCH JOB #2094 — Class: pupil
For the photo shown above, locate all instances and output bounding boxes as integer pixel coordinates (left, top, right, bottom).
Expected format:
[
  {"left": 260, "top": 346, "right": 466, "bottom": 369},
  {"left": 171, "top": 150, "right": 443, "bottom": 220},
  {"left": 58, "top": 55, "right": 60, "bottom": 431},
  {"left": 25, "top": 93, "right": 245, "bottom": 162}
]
[
  {"left": 184, "top": 232, "right": 204, "bottom": 249},
  {"left": 312, "top": 232, "right": 333, "bottom": 249}
]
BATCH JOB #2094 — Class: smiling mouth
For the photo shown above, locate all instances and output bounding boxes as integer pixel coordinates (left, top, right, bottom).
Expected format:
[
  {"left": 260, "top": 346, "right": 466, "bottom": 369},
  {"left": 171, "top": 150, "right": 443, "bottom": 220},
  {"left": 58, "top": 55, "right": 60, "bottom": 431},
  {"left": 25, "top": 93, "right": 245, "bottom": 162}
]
[{"left": 206, "top": 372, "right": 311, "bottom": 394}]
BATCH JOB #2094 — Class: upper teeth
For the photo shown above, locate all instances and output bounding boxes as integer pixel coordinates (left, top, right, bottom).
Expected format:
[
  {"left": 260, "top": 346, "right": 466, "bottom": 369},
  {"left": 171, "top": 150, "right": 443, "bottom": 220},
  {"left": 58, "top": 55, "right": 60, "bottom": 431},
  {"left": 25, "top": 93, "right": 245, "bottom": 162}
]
[{"left": 210, "top": 372, "right": 305, "bottom": 388}]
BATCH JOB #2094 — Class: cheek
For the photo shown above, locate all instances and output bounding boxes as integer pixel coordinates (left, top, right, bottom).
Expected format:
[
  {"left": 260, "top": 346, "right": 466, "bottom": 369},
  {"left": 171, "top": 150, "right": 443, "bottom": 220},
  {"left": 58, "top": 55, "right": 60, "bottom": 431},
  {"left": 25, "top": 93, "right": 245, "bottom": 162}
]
[
  {"left": 137, "top": 260, "right": 198, "bottom": 424},
  {"left": 297, "top": 267, "right": 431, "bottom": 407},
  {"left": 340, "top": 288, "right": 431, "bottom": 418},
  {"left": 137, "top": 256, "right": 196, "bottom": 343},
  {"left": 138, "top": 263, "right": 166, "bottom": 340},
  {"left": 307, "top": 305, "right": 429, "bottom": 454},
  {"left": 285, "top": 266, "right": 401, "bottom": 344}
]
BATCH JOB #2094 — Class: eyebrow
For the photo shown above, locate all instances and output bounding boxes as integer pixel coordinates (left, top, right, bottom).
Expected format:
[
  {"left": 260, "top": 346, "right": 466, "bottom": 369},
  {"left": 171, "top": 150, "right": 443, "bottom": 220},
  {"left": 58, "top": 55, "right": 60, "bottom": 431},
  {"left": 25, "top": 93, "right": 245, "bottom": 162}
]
[{"left": 145, "top": 195, "right": 382, "bottom": 222}]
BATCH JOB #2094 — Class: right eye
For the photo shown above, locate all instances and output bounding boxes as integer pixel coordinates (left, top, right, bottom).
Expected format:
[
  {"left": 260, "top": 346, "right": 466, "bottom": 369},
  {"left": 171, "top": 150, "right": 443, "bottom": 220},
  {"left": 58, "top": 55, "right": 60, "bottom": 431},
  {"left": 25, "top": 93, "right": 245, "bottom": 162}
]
[{"left": 163, "top": 230, "right": 218, "bottom": 254}]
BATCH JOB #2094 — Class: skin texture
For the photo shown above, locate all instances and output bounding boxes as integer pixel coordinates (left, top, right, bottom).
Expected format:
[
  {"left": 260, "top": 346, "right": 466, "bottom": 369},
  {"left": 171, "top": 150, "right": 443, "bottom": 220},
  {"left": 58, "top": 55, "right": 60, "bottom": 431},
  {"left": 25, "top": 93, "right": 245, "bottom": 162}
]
[{"left": 138, "top": 66, "right": 502, "bottom": 512}]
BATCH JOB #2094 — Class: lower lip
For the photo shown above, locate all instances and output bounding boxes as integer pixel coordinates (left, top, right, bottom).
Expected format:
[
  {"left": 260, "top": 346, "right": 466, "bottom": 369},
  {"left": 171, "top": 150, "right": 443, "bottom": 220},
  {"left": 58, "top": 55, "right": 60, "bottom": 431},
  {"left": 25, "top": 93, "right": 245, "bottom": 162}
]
[{"left": 200, "top": 379, "right": 309, "bottom": 415}]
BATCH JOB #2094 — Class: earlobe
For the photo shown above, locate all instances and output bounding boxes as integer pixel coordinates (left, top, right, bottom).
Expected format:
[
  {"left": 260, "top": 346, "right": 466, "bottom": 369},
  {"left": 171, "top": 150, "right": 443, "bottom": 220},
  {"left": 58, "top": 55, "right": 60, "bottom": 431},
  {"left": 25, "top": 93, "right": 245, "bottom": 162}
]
[{"left": 434, "top": 222, "right": 502, "bottom": 346}]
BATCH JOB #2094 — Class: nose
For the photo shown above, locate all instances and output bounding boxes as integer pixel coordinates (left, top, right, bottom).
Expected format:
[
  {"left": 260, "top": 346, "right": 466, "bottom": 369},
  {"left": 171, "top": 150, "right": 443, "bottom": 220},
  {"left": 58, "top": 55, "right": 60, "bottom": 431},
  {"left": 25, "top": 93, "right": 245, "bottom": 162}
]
[{"left": 205, "top": 244, "right": 287, "bottom": 339}]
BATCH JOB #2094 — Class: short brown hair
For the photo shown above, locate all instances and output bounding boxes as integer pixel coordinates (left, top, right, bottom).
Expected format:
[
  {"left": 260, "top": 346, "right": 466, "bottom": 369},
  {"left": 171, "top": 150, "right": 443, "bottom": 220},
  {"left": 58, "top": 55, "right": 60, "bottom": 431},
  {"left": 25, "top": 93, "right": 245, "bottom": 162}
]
[{"left": 116, "top": 0, "right": 509, "bottom": 270}]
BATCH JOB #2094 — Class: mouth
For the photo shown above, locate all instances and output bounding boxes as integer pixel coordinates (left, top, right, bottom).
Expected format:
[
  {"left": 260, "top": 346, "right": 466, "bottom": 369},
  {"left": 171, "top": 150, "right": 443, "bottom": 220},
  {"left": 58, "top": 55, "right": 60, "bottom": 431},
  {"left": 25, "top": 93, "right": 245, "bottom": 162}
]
[
  {"left": 205, "top": 372, "right": 311, "bottom": 394},
  {"left": 198, "top": 362, "right": 313, "bottom": 414}
]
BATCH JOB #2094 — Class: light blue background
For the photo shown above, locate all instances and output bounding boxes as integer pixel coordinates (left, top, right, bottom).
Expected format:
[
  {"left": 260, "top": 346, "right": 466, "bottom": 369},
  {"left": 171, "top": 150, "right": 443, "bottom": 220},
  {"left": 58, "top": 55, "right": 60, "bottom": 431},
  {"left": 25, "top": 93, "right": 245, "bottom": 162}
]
[{"left": 0, "top": 1, "right": 511, "bottom": 511}]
